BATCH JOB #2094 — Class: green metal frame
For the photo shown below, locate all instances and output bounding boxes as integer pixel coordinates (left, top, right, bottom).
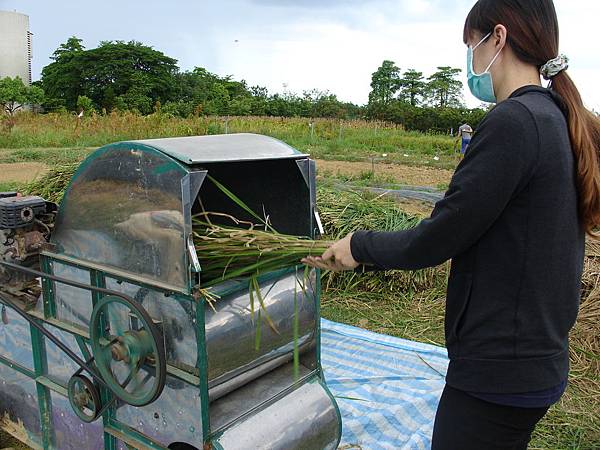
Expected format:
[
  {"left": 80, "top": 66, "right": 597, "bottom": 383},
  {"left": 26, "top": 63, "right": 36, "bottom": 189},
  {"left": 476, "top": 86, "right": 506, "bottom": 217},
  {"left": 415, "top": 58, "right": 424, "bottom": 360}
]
[
  {"left": 0, "top": 252, "right": 182, "bottom": 450},
  {"left": 0, "top": 255, "right": 327, "bottom": 449}
]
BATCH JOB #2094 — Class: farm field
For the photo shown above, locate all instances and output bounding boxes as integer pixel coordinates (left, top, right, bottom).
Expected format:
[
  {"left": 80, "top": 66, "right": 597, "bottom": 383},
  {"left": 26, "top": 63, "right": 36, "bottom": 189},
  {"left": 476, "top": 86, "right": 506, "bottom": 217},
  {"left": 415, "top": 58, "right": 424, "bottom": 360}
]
[{"left": 0, "top": 115, "right": 598, "bottom": 450}]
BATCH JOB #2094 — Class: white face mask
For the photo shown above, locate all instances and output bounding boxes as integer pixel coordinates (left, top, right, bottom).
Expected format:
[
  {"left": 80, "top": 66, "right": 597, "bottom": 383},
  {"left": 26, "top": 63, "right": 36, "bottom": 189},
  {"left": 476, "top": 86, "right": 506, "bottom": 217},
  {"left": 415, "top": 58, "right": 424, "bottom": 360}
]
[{"left": 467, "top": 32, "right": 504, "bottom": 103}]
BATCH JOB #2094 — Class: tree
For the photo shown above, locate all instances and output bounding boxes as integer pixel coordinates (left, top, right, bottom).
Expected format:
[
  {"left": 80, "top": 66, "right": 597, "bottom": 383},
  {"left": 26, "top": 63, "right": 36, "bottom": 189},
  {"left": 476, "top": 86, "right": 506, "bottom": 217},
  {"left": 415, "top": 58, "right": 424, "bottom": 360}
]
[
  {"left": 301, "top": 89, "right": 345, "bottom": 118},
  {"left": 50, "top": 36, "right": 85, "bottom": 61},
  {"left": 41, "top": 36, "right": 85, "bottom": 111},
  {"left": 368, "top": 60, "right": 401, "bottom": 106},
  {"left": 76, "top": 95, "right": 94, "bottom": 114},
  {"left": 426, "top": 66, "right": 464, "bottom": 108},
  {"left": 38, "top": 38, "right": 363, "bottom": 119},
  {"left": 249, "top": 85, "right": 269, "bottom": 116},
  {"left": 41, "top": 39, "right": 178, "bottom": 112},
  {"left": 0, "top": 77, "right": 44, "bottom": 130},
  {"left": 398, "top": 69, "right": 426, "bottom": 106},
  {"left": 113, "top": 71, "right": 154, "bottom": 114},
  {"left": 176, "top": 67, "right": 240, "bottom": 115}
]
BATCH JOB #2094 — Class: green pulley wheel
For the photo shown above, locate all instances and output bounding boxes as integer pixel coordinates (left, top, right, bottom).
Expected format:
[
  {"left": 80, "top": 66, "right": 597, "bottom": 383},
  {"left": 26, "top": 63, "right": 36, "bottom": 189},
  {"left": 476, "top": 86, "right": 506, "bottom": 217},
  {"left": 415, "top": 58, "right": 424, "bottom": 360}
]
[
  {"left": 89, "top": 295, "right": 166, "bottom": 407},
  {"left": 67, "top": 374, "right": 102, "bottom": 423}
]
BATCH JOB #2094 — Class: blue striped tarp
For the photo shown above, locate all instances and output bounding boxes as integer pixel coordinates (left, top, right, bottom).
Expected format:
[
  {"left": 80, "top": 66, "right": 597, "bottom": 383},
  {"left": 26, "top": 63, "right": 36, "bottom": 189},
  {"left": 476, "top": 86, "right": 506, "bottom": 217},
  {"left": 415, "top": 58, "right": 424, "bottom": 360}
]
[{"left": 321, "top": 319, "right": 449, "bottom": 450}]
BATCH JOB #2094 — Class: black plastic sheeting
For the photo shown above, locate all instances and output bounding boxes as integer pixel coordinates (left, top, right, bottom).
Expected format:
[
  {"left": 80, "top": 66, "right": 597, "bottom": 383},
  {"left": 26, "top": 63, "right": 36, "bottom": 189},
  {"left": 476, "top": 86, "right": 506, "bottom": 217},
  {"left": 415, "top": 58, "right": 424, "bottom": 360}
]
[{"left": 329, "top": 182, "right": 444, "bottom": 205}]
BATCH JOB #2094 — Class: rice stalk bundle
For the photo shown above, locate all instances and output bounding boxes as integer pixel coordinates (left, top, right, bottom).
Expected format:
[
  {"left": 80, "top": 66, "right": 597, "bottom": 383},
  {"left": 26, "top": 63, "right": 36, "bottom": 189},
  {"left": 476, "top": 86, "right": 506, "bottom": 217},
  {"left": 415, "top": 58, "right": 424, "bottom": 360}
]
[
  {"left": 21, "top": 162, "right": 78, "bottom": 203},
  {"left": 193, "top": 215, "right": 331, "bottom": 288},
  {"left": 191, "top": 177, "right": 330, "bottom": 365}
]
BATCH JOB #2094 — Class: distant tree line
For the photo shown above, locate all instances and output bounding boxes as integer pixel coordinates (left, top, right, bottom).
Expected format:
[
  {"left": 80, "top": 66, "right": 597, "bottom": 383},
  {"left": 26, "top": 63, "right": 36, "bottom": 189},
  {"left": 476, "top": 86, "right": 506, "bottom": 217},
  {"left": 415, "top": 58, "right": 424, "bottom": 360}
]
[
  {"left": 367, "top": 60, "right": 487, "bottom": 132},
  {"left": 36, "top": 37, "right": 362, "bottom": 119},
  {"left": 1, "top": 36, "right": 488, "bottom": 133}
]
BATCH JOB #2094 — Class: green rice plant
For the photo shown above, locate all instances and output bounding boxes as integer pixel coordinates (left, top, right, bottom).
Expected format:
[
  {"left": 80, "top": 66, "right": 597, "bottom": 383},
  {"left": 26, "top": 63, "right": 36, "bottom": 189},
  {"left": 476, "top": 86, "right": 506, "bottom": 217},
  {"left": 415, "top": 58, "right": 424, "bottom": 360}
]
[
  {"left": 21, "top": 162, "right": 79, "bottom": 203},
  {"left": 193, "top": 216, "right": 330, "bottom": 287}
]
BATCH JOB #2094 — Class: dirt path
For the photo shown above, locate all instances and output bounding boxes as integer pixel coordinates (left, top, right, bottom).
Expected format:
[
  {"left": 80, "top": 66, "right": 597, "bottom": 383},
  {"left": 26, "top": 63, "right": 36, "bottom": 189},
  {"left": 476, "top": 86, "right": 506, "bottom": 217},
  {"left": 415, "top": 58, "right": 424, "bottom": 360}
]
[
  {"left": 0, "top": 163, "right": 48, "bottom": 183},
  {"left": 316, "top": 159, "right": 454, "bottom": 188}
]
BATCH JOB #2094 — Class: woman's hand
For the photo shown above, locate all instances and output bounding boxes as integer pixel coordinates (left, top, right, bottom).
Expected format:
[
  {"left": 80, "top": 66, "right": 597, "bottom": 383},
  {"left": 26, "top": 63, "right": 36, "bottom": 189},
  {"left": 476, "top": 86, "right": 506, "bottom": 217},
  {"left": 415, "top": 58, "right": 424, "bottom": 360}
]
[{"left": 301, "top": 232, "right": 360, "bottom": 272}]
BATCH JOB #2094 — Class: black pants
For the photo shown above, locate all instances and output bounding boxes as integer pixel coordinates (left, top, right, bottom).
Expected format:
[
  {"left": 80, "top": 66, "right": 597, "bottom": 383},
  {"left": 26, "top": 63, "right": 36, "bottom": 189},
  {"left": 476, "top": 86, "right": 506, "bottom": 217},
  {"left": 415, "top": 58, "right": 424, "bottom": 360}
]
[{"left": 431, "top": 384, "right": 549, "bottom": 450}]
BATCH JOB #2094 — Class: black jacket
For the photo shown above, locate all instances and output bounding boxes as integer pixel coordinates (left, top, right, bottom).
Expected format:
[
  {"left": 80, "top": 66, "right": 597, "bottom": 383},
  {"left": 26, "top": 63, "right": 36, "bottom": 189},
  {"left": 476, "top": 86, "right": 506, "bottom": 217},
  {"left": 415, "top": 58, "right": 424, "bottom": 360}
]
[{"left": 350, "top": 85, "right": 585, "bottom": 393}]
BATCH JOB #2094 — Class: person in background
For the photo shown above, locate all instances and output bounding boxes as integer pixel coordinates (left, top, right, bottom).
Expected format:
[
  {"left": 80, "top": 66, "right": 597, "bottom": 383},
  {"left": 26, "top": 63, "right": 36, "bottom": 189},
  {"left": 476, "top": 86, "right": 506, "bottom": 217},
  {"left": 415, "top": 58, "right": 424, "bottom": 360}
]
[
  {"left": 303, "top": 0, "right": 600, "bottom": 448},
  {"left": 458, "top": 123, "right": 474, "bottom": 156}
]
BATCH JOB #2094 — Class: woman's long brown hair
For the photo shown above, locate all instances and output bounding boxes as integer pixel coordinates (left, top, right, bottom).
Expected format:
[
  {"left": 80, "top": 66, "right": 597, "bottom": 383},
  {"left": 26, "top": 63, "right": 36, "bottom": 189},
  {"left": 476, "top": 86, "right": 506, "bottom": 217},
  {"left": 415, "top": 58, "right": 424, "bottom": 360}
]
[{"left": 464, "top": 0, "right": 600, "bottom": 237}]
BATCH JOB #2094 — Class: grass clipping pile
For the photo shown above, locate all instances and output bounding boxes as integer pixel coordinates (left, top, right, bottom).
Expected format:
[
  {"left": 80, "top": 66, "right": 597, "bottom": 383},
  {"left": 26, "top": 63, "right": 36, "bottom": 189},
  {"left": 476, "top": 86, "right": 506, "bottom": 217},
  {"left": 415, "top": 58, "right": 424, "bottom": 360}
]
[{"left": 23, "top": 164, "right": 600, "bottom": 446}]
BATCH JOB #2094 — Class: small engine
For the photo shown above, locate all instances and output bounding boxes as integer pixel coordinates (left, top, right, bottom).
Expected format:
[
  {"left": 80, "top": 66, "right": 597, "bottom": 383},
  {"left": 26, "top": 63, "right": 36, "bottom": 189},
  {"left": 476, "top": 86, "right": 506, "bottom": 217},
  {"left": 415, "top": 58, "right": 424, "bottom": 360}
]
[{"left": 0, "top": 192, "right": 56, "bottom": 306}]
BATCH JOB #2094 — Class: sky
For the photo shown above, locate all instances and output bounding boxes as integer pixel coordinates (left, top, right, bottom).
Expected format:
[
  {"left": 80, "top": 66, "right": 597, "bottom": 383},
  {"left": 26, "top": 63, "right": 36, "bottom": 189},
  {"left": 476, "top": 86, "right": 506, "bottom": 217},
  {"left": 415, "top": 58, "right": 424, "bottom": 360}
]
[{"left": 0, "top": 0, "right": 598, "bottom": 110}]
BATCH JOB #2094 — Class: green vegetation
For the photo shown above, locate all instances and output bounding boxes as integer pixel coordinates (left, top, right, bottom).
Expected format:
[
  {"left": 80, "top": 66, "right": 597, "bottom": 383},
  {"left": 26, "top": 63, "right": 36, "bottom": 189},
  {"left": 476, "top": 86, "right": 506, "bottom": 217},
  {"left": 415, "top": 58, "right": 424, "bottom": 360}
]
[
  {"left": 40, "top": 37, "right": 178, "bottom": 114},
  {"left": 0, "top": 146, "right": 92, "bottom": 164},
  {"left": 0, "top": 181, "right": 20, "bottom": 192},
  {"left": 0, "top": 114, "right": 461, "bottom": 170},
  {"left": 0, "top": 76, "right": 45, "bottom": 131},
  {"left": 35, "top": 37, "right": 363, "bottom": 119},
  {"left": 20, "top": 162, "right": 79, "bottom": 203}
]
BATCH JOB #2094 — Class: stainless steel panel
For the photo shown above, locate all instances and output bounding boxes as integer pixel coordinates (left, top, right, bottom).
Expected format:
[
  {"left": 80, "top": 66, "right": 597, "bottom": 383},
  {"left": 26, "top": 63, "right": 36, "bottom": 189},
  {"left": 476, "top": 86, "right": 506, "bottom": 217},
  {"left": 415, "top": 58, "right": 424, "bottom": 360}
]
[
  {"left": 132, "top": 134, "right": 306, "bottom": 164},
  {"left": 115, "top": 374, "right": 203, "bottom": 448},
  {"left": 213, "top": 376, "right": 341, "bottom": 450},
  {"left": 0, "top": 363, "right": 42, "bottom": 446},
  {"left": 208, "top": 340, "right": 314, "bottom": 402},
  {"left": 44, "top": 324, "right": 84, "bottom": 384},
  {"left": 206, "top": 271, "right": 317, "bottom": 385},
  {"left": 51, "top": 392, "right": 104, "bottom": 449},
  {"left": 53, "top": 261, "right": 92, "bottom": 329},
  {"left": 0, "top": 303, "right": 34, "bottom": 369},
  {"left": 52, "top": 145, "right": 189, "bottom": 289},
  {"left": 210, "top": 361, "right": 311, "bottom": 433}
]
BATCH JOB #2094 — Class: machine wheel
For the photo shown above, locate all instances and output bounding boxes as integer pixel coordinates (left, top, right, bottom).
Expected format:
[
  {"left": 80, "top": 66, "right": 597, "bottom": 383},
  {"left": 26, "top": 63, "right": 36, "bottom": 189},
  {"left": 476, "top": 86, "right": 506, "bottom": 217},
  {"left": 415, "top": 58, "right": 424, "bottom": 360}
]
[
  {"left": 89, "top": 295, "right": 166, "bottom": 407},
  {"left": 67, "top": 374, "right": 102, "bottom": 423}
]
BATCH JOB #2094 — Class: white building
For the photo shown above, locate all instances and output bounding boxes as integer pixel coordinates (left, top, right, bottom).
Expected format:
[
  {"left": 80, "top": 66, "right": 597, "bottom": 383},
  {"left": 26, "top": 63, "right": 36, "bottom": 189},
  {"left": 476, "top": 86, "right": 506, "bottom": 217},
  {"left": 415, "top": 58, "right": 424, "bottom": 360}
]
[{"left": 0, "top": 10, "right": 33, "bottom": 85}]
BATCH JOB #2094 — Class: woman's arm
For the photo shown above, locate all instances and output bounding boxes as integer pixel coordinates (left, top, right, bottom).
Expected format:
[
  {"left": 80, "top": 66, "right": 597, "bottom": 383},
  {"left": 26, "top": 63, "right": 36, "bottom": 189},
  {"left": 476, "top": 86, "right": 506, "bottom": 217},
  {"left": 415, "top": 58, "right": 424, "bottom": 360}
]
[
  {"left": 304, "top": 100, "right": 539, "bottom": 273},
  {"left": 350, "top": 101, "right": 539, "bottom": 271}
]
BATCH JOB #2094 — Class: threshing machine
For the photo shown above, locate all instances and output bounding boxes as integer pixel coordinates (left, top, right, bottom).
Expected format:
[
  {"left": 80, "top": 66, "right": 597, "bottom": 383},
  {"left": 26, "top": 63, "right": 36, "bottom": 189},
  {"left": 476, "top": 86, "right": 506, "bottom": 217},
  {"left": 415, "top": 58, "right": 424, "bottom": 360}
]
[{"left": 0, "top": 133, "right": 342, "bottom": 450}]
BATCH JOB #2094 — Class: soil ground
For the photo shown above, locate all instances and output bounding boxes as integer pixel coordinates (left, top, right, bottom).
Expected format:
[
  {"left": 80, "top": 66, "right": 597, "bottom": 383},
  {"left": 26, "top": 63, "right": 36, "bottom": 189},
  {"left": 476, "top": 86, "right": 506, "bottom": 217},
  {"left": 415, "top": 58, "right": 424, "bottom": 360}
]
[
  {"left": 0, "top": 163, "right": 48, "bottom": 183},
  {"left": 316, "top": 159, "right": 453, "bottom": 188}
]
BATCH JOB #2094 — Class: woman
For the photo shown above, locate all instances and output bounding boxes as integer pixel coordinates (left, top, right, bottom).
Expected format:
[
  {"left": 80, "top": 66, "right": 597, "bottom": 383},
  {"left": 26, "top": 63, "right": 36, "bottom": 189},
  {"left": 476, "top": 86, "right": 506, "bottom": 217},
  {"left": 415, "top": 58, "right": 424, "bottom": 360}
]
[{"left": 303, "top": 0, "right": 600, "bottom": 448}]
